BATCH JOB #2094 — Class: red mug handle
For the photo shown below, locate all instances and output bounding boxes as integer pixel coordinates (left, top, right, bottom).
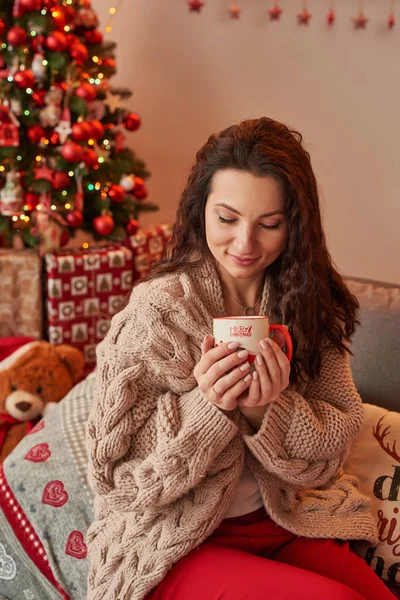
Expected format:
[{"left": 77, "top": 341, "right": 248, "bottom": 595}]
[{"left": 269, "top": 324, "right": 293, "bottom": 362}]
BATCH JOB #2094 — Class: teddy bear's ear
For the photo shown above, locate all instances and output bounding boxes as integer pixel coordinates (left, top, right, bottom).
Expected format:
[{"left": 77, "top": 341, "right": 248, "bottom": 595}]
[{"left": 54, "top": 345, "right": 85, "bottom": 383}]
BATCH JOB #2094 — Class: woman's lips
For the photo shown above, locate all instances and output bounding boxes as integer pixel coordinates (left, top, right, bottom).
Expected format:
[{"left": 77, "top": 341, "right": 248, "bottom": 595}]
[{"left": 228, "top": 254, "right": 258, "bottom": 267}]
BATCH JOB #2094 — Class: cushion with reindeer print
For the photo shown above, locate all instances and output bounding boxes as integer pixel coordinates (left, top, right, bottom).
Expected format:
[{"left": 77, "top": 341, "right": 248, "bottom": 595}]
[{"left": 344, "top": 403, "right": 400, "bottom": 591}]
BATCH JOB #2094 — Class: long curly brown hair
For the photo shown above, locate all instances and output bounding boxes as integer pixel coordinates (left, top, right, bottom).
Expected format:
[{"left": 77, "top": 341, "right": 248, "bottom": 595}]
[{"left": 139, "top": 117, "right": 359, "bottom": 385}]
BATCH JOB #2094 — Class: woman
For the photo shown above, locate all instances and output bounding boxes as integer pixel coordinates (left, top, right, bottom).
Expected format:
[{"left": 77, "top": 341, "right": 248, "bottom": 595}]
[{"left": 86, "top": 117, "right": 393, "bottom": 600}]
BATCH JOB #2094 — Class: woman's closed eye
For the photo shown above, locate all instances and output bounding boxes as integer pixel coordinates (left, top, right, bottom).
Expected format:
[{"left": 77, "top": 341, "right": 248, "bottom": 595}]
[{"left": 217, "top": 215, "right": 281, "bottom": 231}]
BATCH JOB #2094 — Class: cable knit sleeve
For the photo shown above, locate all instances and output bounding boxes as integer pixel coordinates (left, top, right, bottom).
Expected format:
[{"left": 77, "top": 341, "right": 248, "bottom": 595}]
[
  {"left": 86, "top": 281, "right": 239, "bottom": 513},
  {"left": 240, "top": 345, "right": 363, "bottom": 488}
]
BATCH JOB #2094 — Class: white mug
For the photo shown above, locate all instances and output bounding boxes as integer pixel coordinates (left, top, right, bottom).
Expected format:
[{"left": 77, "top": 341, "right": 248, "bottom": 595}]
[{"left": 213, "top": 316, "right": 293, "bottom": 364}]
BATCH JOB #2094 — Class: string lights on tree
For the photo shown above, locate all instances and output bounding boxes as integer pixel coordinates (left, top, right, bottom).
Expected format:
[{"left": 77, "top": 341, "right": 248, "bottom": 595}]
[{"left": 0, "top": 0, "right": 158, "bottom": 251}]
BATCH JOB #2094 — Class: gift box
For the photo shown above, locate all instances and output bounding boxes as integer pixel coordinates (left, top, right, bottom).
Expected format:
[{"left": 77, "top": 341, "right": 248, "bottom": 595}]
[
  {"left": 44, "top": 245, "right": 133, "bottom": 374},
  {"left": 0, "top": 249, "right": 43, "bottom": 339},
  {"left": 125, "top": 224, "right": 173, "bottom": 281}
]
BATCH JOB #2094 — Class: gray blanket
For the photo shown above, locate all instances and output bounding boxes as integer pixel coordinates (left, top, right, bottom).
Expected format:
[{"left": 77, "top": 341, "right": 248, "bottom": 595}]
[{"left": 0, "top": 374, "right": 95, "bottom": 600}]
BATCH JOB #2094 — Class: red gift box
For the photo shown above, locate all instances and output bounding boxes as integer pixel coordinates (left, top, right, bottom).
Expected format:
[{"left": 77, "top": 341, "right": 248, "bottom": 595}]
[
  {"left": 124, "top": 224, "right": 173, "bottom": 281},
  {"left": 44, "top": 245, "right": 133, "bottom": 373}
]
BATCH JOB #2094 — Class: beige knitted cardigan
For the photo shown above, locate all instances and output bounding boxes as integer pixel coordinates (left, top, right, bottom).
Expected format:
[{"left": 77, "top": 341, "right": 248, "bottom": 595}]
[{"left": 86, "top": 256, "right": 378, "bottom": 600}]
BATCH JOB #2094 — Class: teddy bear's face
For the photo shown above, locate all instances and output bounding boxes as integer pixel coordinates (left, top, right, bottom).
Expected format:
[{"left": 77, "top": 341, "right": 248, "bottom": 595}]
[
  {"left": 5, "top": 386, "right": 44, "bottom": 421},
  {"left": 0, "top": 342, "right": 84, "bottom": 423},
  {"left": 4, "top": 360, "right": 74, "bottom": 421}
]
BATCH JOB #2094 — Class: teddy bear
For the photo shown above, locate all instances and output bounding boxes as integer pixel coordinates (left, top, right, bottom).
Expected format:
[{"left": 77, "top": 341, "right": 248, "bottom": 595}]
[{"left": 0, "top": 340, "right": 84, "bottom": 463}]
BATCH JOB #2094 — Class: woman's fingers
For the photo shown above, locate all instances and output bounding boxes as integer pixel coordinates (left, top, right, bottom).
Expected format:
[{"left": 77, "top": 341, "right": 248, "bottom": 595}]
[
  {"left": 258, "top": 338, "right": 281, "bottom": 397},
  {"left": 265, "top": 337, "right": 291, "bottom": 389},
  {"left": 213, "top": 360, "right": 251, "bottom": 395},
  {"left": 195, "top": 336, "right": 252, "bottom": 410},
  {"left": 201, "top": 334, "right": 215, "bottom": 355},
  {"left": 239, "top": 371, "right": 260, "bottom": 406},
  {"left": 254, "top": 349, "right": 272, "bottom": 400},
  {"left": 213, "top": 373, "right": 252, "bottom": 411}
]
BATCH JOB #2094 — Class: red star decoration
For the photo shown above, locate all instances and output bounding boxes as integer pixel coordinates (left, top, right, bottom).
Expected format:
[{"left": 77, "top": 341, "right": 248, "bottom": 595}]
[
  {"left": 268, "top": 4, "right": 282, "bottom": 20},
  {"left": 352, "top": 12, "right": 368, "bottom": 29},
  {"left": 388, "top": 13, "right": 395, "bottom": 29},
  {"left": 228, "top": 2, "right": 241, "bottom": 19},
  {"left": 188, "top": 0, "right": 204, "bottom": 12},
  {"left": 34, "top": 165, "right": 54, "bottom": 182},
  {"left": 327, "top": 9, "right": 335, "bottom": 26},
  {"left": 297, "top": 9, "right": 311, "bottom": 25}
]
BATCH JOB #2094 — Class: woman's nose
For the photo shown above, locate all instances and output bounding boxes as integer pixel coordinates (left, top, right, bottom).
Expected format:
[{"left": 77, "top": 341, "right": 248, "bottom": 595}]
[{"left": 235, "top": 228, "right": 254, "bottom": 254}]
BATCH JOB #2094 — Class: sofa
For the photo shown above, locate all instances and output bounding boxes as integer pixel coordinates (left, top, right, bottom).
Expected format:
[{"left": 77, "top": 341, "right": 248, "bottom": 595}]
[{"left": 0, "top": 275, "right": 399, "bottom": 600}]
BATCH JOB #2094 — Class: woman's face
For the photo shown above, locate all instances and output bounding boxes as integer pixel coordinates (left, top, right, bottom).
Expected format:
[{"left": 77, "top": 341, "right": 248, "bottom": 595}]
[{"left": 205, "top": 169, "right": 287, "bottom": 279}]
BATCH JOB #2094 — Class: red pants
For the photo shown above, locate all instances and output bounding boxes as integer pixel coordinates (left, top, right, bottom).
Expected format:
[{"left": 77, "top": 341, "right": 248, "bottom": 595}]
[{"left": 147, "top": 507, "right": 395, "bottom": 600}]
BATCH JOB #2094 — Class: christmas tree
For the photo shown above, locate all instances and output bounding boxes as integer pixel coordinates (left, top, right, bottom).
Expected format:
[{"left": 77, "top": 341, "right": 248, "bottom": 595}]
[{"left": 0, "top": 0, "right": 157, "bottom": 251}]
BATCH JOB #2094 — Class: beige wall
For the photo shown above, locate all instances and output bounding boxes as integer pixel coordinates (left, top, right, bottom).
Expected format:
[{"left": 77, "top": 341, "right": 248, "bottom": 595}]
[{"left": 94, "top": 0, "right": 400, "bottom": 284}]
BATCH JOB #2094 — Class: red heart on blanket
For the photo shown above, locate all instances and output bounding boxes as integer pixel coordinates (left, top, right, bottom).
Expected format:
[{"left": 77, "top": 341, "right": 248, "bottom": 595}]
[
  {"left": 28, "top": 420, "right": 45, "bottom": 435},
  {"left": 24, "top": 443, "right": 51, "bottom": 463},
  {"left": 42, "top": 480, "right": 69, "bottom": 507},
  {"left": 65, "top": 531, "right": 87, "bottom": 559}
]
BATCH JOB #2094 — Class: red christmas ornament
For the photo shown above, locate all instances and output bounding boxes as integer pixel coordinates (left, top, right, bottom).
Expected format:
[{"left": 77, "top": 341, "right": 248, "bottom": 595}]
[
  {"left": 297, "top": 8, "right": 311, "bottom": 25},
  {"left": 75, "top": 82, "right": 96, "bottom": 102},
  {"left": 352, "top": 12, "right": 368, "bottom": 29},
  {"left": 52, "top": 171, "right": 70, "bottom": 190},
  {"left": 134, "top": 188, "right": 148, "bottom": 201},
  {"left": 122, "top": 112, "right": 142, "bottom": 132},
  {"left": 60, "top": 229, "right": 70, "bottom": 247},
  {"left": 188, "top": 0, "right": 204, "bottom": 12},
  {"left": 70, "top": 43, "right": 88, "bottom": 65},
  {"left": 61, "top": 141, "right": 84, "bottom": 162},
  {"left": 0, "top": 19, "right": 5, "bottom": 37},
  {"left": 31, "top": 89, "right": 46, "bottom": 107},
  {"left": 46, "top": 31, "right": 67, "bottom": 52},
  {"left": 83, "top": 148, "right": 98, "bottom": 168},
  {"left": 66, "top": 33, "right": 80, "bottom": 49},
  {"left": 132, "top": 176, "right": 145, "bottom": 195},
  {"left": 327, "top": 9, "right": 335, "bottom": 26},
  {"left": 102, "top": 57, "right": 116, "bottom": 71},
  {"left": 49, "top": 131, "right": 60, "bottom": 145},
  {"left": 34, "top": 164, "right": 54, "bottom": 182},
  {"left": 388, "top": 13, "right": 395, "bottom": 29},
  {"left": 93, "top": 214, "right": 114, "bottom": 236},
  {"left": 108, "top": 184, "right": 125, "bottom": 203},
  {"left": 228, "top": 2, "right": 241, "bottom": 19},
  {"left": 23, "top": 191, "right": 40, "bottom": 211},
  {"left": 71, "top": 121, "right": 91, "bottom": 141},
  {"left": 66, "top": 210, "right": 83, "bottom": 228},
  {"left": 7, "top": 27, "right": 28, "bottom": 46},
  {"left": 20, "top": 0, "right": 42, "bottom": 10},
  {"left": 88, "top": 120, "right": 104, "bottom": 140},
  {"left": 126, "top": 219, "right": 139, "bottom": 235},
  {"left": 63, "top": 3, "right": 75, "bottom": 20},
  {"left": 268, "top": 4, "right": 283, "bottom": 20},
  {"left": 27, "top": 125, "right": 45, "bottom": 144},
  {"left": 51, "top": 6, "right": 66, "bottom": 30},
  {"left": 84, "top": 29, "right": 103, "bottom": 44},
  {"left": 31, "top": 33, "right": 45, "bottom": 52},
  {"left": 14, "top": 69, "right": 35, "bottom": 89}
]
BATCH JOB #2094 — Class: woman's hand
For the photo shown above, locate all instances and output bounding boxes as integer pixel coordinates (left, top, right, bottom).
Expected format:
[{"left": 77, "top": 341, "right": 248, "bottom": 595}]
[
  {"left": 194, "top": 335, "right": 253, "bottom": 411},
  {"left": 238, "top": 335, "right": 290, "bottom": 429}
]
